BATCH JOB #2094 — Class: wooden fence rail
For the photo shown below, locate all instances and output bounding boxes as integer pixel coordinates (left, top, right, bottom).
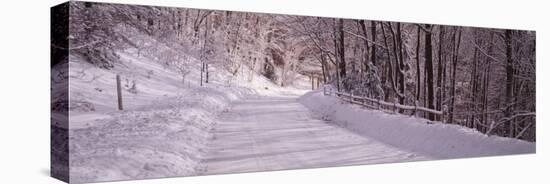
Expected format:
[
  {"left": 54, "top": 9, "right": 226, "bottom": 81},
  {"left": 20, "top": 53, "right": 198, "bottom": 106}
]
[{"left": 323, "top": 86, "right": 442, "bottom": 120}]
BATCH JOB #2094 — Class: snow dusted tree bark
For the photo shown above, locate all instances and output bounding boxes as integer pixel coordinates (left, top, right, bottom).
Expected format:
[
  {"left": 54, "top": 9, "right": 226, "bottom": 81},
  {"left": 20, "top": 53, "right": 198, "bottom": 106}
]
[
  {"left": 470, "top": 45, "right": 479, "bottom": 129},
  {"left": 436, "top": 25, "right": 445, "bottom": 118},
  {"left": 448, "top": 28, "right": 462, "bottom": 124},
  {"left": 321, "top": 53, "right": 328, "bottom": 83},
  {"left": 359, "top": 20, "right": 370, "bottom": 73},
  {"left": 396, "top": 23, "right": 405, "bottom": 108},
  {"left": 331, "top": 19, "right": 342, "bottom": 92},
  {"left": 338, "top": 19, "right": 346, "bottom": 79},
  {"left": 371, "top": 21, "right": 377, "bottom": 66},
  {"left": 505, "top": 29, "right": 514, "bottom": 137},
  {"left": 205, "top": 16, "right": 210, "bottom": 84},
  {"left": 386, "top": 23, "right": 406, "bottom": 108},
  {"left": 415, "top": 26, "right": 422, "bottom": 104},
  {"left": 381, "top": 23, "right": 394, "bottom": 101},
  {"left": 423, "top": 24, "right": 435, "bottom": 121},
  {"left": 481, "top": 33, "right": 494, "bottom": 132},
  {"left": 199, "top": 13, "right": 211, "bottom": 86}
]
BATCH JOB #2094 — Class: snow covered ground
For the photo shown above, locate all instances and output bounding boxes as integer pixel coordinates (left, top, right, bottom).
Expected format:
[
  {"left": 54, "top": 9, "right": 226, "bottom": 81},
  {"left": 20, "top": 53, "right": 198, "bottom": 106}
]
[
  {"left": 66, "top": 26, "right": 308, "bottom": 182},
  {"left": 66, "top": 49, "right": 534, "bottom": 183},
  {"left": 67, "top": 50, "right": 534, "bottom": 182},
  {"left": 298, "top": 89, "right": 535, "bottom": 159},
  {"left": 64, "top": 20, "right": 533, "bottom": 184},
  {"left": 199, "top": 95, "right": 429, "bottom": 175},
  {"left": 68, "top": 85, "right": 250, "bottom": 183},
  {"left": 197, "top": 88, "right": 535, "bottom": 176}
]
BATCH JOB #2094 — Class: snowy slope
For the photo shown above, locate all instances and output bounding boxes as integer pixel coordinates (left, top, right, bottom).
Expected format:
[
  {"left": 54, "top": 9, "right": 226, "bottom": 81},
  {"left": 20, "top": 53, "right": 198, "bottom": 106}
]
[
  {"left": 67, "top": 24, "right": 308, "bottom": 182},
  {"left": 298, "top": 90, "right": 535, "bottom": 159}
]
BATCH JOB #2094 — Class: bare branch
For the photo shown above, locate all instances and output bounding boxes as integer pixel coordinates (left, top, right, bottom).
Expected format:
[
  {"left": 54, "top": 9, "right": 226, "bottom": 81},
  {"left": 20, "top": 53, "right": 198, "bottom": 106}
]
[
  {"left": 342, "top": 29, "right": 388, "bottom": 50},
  {"left": 471, "top": 40, "right": 502, "bottom": 63}
]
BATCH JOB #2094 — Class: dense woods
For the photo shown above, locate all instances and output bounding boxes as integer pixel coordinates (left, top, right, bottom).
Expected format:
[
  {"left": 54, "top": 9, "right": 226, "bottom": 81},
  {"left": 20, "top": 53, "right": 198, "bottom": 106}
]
[
  {"left": 67, "top": 2, "right": 535, "bottom": 141},
  {"left": 299, "top": 20, "right": 535, "bottom": 141}
]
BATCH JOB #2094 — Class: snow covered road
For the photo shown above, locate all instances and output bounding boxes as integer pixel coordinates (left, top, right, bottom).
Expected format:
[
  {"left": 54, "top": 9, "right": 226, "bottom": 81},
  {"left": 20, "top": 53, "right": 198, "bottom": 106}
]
[{"left": 199, "top": 95, "right": 430, "bottom": 175}]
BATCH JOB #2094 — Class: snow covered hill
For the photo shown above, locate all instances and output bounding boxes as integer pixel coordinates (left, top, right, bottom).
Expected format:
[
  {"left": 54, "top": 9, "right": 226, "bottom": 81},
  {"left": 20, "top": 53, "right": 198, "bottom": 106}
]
[
  {"left": 298, "top": 90, "right": 535, "bottom": 159},
  {"left": 66, "top": 22, "right": 308, "bottom": 182}
]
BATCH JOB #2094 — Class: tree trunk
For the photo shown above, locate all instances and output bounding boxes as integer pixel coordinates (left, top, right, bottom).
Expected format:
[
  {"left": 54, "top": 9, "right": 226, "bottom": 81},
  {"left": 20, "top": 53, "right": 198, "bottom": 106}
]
[
  {"left": 321, "top": 53, "right": 327, "bottom": 83},
  {"left": 482, "top": 61, "right": 489, "bottom": 133},
  {"left": 333, "top": 23, "right": 341, "bottom": 92},
  {"left": 205, "top": 16, "right": 209, "bottom": 84},
  {"left": 338, "top": 19, "right": 346, "bottom": 79},
  {"left": 313, "top": 75, "right": 316, "bottom": 90},
  {"left": 200, "top": 62, "right": 204, "bottom": 86},
  {"left": 184, "top": 9, "right": 189, "bottom": 26},
  {"left": 206, "top": 64, "right": 209, "bottom": 83},
  {"left": 387, "top": 23, "right": 405, "bottom": 108},
  {"left": 200, "top": 14, "right": 209, "bottom": 86},
  {"left": 359, "top": 20, "right": 370, "bottom": 73},
  {"left": 371, "top": 21, "right": 377, "bottom": 66},
  {"left": 424, "top": 24, "right": 435, "bottom": 121},
  {"left": 436, "top": 25, "right": 445, "bottom": 117},
  {"left": 381, "top": 23, "right": 395, "bottom": 102},
  {"left": 470, "top": 47, "right": 479, "bottom": 129},
  {"left": 448, "top": 28, "right": 462, "bottom": 124},
  {"left": 505, "top": 29, "right": 514, "bottom": 137},
  {"left": 397, "top": 23, "right": 405, "bottom": 108},
  {"left": 415, "top": 27, "right": 422, "bottom": 103}
]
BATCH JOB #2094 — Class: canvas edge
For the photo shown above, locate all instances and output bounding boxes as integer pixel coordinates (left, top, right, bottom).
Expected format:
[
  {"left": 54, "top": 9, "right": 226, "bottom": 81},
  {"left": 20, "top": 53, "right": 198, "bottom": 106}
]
[{"left": 51, "top": 1, "right": 70, "bottom": 183}]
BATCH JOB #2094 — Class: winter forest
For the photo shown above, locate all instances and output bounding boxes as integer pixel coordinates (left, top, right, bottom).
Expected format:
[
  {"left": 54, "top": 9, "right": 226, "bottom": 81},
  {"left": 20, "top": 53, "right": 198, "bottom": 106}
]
[{"left": 51, "top": 2, "right": 535, "bottom": 183}]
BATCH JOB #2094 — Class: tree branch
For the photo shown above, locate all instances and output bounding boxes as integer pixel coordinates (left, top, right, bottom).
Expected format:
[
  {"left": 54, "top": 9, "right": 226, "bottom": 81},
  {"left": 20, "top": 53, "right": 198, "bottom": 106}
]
[
  {"left": 343, "top": 29, "right": 388, "bottom": 50},
  {"left": 471, "top": 40, "right": 502, "bottom": 63}
]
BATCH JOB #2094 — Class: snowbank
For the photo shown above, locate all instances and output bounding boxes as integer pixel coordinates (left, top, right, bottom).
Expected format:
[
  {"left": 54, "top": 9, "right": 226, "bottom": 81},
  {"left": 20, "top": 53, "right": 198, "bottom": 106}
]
[
  {"left": 298, "top": 90, "right": 535, "bottom": 159},
  {"left": 69, "top": 86, "right": 250, "bottom": 183},
  {"left": 68, "top": 53, "right": 258, "bottom": 182}
]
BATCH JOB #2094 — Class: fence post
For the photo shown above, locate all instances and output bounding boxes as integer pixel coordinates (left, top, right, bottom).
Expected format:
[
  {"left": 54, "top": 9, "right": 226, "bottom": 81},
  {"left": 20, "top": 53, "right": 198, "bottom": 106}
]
[
  {"left": 311, "top": 75, "right": 314, "bottom": 90},
  {"left": 413, "top": 101, "right": 418, "bottom": 117},
  {"left": 350, "top": 92, "right": 353, "bottom": 103},
  {"left": 441, "top": 111, "right": 445, "bottom": 123},
  {"left": 316, "top": 78, "right": 320, "bottom": 88},
  {"left": 369, "top": 96, "right": 373, "bottom": 107},
  {"left": 323, "top": 86, "right": 326, "bottom": 96},
  {"left": 116, "top": 74, "right": 123, "bottom": 110},
  {"left": 393, "top": 101, "right": 397, "bottom": 114},
  {"left": 377, "top": 98, "right": 381, "bottom": 110}
]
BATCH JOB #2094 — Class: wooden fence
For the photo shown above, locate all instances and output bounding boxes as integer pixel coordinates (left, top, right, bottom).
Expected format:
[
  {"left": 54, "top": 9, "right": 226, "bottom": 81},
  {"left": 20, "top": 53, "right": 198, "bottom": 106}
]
[{"left": 323, "top": 86, "right": 443, "bottom": 120}]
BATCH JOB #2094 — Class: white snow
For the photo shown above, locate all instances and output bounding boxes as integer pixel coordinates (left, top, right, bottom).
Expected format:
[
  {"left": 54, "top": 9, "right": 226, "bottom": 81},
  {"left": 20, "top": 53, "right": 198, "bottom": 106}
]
[
  {"left": 65, "top": 18, "right": 534, "bottom": 184},
  {"left": 67, "top": 43, "right": 534, "bottom": 183},
  {"left": 67, "top": 25, "right": 308, "bottom": 183},
  {"left": 298, "top": 89, "right": 535, "bottom": 159},
  {"left": 199, "top": 95, "right": 429, "bottom": 175}
]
